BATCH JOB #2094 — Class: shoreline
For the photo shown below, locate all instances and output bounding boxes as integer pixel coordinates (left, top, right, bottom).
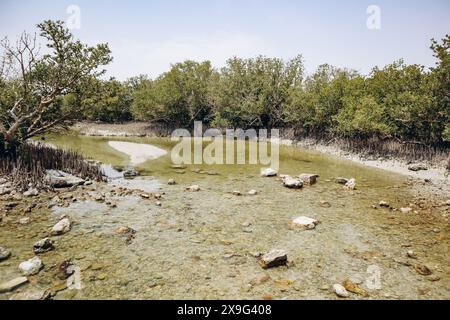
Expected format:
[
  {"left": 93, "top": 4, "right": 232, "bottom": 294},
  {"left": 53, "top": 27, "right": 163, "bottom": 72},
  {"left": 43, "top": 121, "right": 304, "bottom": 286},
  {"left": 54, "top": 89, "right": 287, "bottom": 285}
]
[{"left": 73, "top": 122, "right": 450, "bottom": 193}]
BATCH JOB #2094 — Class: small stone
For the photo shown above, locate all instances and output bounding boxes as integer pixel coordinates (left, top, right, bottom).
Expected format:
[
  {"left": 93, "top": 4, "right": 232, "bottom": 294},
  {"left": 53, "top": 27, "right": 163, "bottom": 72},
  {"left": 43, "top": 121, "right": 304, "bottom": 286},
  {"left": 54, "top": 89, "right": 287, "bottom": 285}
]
[
  {"left": 248, "top": 189, "right": 258, "bottom": 196},
  {"left": 140, "top": 193, "right": 150, "bottom": 199},
  {"left": 319, "top": 200, "right": 331, "bottom": 208},
  {"left": 51, "top": 218, "right": 71, "bottom": 235},
  {"left": 400, "top": 207, "right": 412, "bottom": 213},
  {"left": 446, "top": 200, "right": 450, "bottom": 206},
  {"left": 335, "top": 177, "right": 348, "bottom": 185},
  {"left": 344, "top": 178, "right": 356, "bottom": 190},
  {"left": 23, "top": 188, "right": 39, "bottom": 197},
  {"left": 333, "top": 284, "right": 349, "bottom": 298},
  {"left": 408, "top": 164, "right": 428, "bottom": 172},
  {"left": 379, "top": 201, "right": 390, "bottom": 208},
  {"left": 291, "top": 216, "right": 319, "bottom": 230},
  {"left": 298, "top": 174, "right": 319, "bottom": 185},
  {"left": 261, "top": 168, "right": 277, "bottom": 177},
  {"left": 19, "top": 256, "right": 43, "bottom": 276},
  {"left": 33, "top": 238, "right": 54, "bottom": 254},
  {"left": 186, "top": 185, "right": 200, "bottom": 192},
  {"left": 155, "top": 201, "right": 162, "bottom": 207},
  {"left": 0, "top": 277, "right": 29, "bottom": 293},
  {"left": 19, "top": 217, "right": 30, "bottom": 225},
  {"left": 168, "top": 179, "right": 176, "bottom": 185},
  {"left": 428, "top": 275, "right": 441, "bottom": 282},
  {"left": 415, "top": 264, "right": 432, "bottom": 276},
  {"left": 0, "top": 247, "right": 11, "bottom": 261},
  {"left": 406, "top": 250, "right": 417, "bottom": 259},
  {"left": 232, "top": 191, "right": 242, "bottom": 196},
  {"left": 259, "top": 250, "right": 288, "bottom": 269},
  {"left": 282, "top": 176, "right": 303, "bottom": 189},
  {"left": 115, "top": 226, "right": 136, "bottom": 235}
]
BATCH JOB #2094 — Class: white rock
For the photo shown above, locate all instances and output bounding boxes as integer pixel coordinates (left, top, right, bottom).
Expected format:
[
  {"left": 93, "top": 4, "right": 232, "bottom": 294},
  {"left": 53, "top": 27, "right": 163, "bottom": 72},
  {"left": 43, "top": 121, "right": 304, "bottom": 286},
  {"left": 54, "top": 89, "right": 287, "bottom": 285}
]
[
  {"left": 19, "top": 256, "right": 43, "bottom": 276},
  {"left": 51, "top": 218, "right": 71, "bottom": 235},
  {"left": 259, "top": 250, "right": 288, "bottom": 269},
  {"left": 379, "top": 201, "right": 390, "bottom": 208},
  {"left": 333, "top": 284, "right": 349, "bottom": 298},
  {"left": 248, "top": 189, "right": 258, "bottom": 196},
  {"left": 186, "top": 185, "right": 200, "bottom": 192},
  {"left": 282, "top": 176, "right": 303, "bottom": 189},
  {"left": 261, "top": 168, "right": 278, "bottom": 177},
  {"left": 19, "top": 217, "right": 30, "bottom": 225},
  {"left": 400, "top": 207, "right": 412, "bottom": 213},
  {"left": 292, "top": 216, "right": 319, "bottom": 230},
  {"left": 45, "top": 170, "right": 85, "bottom": 188},
  {"left": 23, "top": 188, "right": 39, "bottom": 197},
  {"left": 168, "top": 179, "right": 176, "bottom": 185},
  {"left": 344, "top": 178, "right": 356, "bottom": 190}
]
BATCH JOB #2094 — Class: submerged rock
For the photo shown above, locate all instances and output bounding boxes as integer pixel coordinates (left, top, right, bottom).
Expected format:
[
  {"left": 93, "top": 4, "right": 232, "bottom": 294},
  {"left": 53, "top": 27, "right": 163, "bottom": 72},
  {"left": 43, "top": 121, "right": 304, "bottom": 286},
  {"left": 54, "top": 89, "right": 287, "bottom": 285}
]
[
  {"left": 333, "top": 284, "right": 349, "bottom": 298},
  {"left": 291, "top": 216, "right": 319, "bottom": 230},
  {"left": 344, "top": 178, "right": 356, "bottom": 190},
  {"left": 33, "top": 238, "right": 54, "bottom": 254},
  {"left": 299, "top": 173, "right": 319, "bottom": 185},
  {"left": 259, "top": 250, "right": 288, "bottom": 269},
  {"left": 261, "top": 168, "right": 278, "bottom": 177},
  {"left": 282, "top": 176, "right": 303, "bottom": 189},
  {"left": 0, "top": 277, "right": 29, "bottom": 293},
  {"left": 186, "top": 185, "right": 201, "bottom": 192},
  {"left": 0, "top": 247, "right": 11, "bottom": 261},
  {"left": 23, "top": 188, "right": 39, "bottom": 197},
  {"left": 123, "top": 168, "right": 139, "bottom": 179},
  {"left": 408, "top": 164, "right": 428, "bottom": 172},
  {"left": 51, "top": 218, "right": 71, "bottom": 235},
  {"left": 45, "top": 170, "right": 85, "bottom": 188},
  {"left": 19, "top": 256, "right": 43, "bottom": 276}
]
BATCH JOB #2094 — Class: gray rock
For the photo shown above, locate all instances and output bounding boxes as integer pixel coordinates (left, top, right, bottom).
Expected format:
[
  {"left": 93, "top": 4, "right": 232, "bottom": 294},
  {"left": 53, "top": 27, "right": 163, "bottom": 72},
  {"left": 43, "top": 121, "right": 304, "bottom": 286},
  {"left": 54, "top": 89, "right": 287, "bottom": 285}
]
[
  {"left": 408, "top": 164, "right": 428, "bottom": 172},
  {"left": 123, "top": 168, "right": 139, "bottom": 179},
  {"left": 0, "top": 247, "right": 11, "bottom": 261},
  {"left": 51, "top": 218, "right": 71, "bottom": 235},
  {"left": 0, "top": 277, "right": 29, "bottom": 293},
  {"left": 19, "top": 256, "right": 43, "bottom": 276},
  {"left": 299, "top": 173, "right": 319, "bottom": 185},
  {"left": 282, "top": 176, "right": 303, "bottom": 189},
  {"left": 335, "top": 177, "right": 349, "bottom": 185},
  {"left": 168, "top": 179, "right": 176, "bottom": 185},
  {"left": 34, "top": 238, "right": 54, "bottom": 254},
  {"left": 45, "top": 170, "right": 85, "bottom": 188},
  {"left": 259, "top": 250, "right": 288, "bottom": 269},
  {"left": 186, "top": 185, "right": 201, "bottom": 192}
]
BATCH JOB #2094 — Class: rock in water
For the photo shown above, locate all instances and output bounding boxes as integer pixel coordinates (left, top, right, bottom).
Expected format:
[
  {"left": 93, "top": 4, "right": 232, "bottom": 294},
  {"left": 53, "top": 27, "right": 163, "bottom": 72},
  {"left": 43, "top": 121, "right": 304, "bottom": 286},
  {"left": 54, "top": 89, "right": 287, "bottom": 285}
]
[
  {"left": 186, "top": 185, "right": 201, "bottom": 192},
  {"left": 259, "top": 250, "right": 288, "bottom": 269},
  {"left": 45, "top": 170, "right": 85, "bottom": 188},
  {"left": 123, "top": 168, "right": 139, "bottom": 179},
  {"left": 333, "top": 284, "right": 349, "bottom": 298},
  {"left": 51, "top": 218, "right": 71, "bottom": 235},
  {"left": 408, "top": 164, "right": 428, "bottom": 172},
  {"left": 335, "top": 177, "right": 349, "bottom": 185},
  {"left": 19, "top": 256, "right": 43, "bottom": 276},
  {"left": 282, "top": 176, "right": 303, "bottom": 189},
  {"left": 291, "top": 216, "right": 319, "bottom": 230},
  {"left": 0, "top": 277, "right": 29, "bottom": 293},
  {"left": 23, "top": 188, "right": 39, "bottom": 197},
  {"left": 299, "top": 174, "right": 319, "bottom": 185},
  {"left": 0, "top": 247, "right": 11, "bottom": 261},
  {"left": 344, "top": 178, "right": 356, "bottom": 190},
  {"left": 33, "top": 238, "right": 54, "bottom": 254},
  {"left": 261, "top": 168, "right": 278, "bottom": 177}
]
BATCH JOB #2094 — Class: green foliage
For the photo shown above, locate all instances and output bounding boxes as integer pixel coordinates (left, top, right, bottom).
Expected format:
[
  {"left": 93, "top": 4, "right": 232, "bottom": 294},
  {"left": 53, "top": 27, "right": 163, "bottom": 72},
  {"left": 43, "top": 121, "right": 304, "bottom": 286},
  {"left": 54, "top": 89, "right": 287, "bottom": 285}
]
[{"left": 131, "top": 61, "right": 214, "bottom": 127}]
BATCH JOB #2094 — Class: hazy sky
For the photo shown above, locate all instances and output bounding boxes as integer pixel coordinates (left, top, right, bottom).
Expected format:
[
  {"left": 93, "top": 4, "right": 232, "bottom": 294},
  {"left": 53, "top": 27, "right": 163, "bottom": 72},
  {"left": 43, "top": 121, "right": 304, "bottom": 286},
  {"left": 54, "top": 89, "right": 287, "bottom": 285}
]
[{"left": 1, "top": 0, "right": 449, "bottom": 80}]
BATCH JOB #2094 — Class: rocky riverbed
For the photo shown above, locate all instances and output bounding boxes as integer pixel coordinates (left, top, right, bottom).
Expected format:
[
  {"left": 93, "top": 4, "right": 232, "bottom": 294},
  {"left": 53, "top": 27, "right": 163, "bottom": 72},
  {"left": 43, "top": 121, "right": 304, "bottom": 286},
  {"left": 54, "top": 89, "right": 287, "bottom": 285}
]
[{"left": 0, "top": 135, "right": 449, "bottom": 300}]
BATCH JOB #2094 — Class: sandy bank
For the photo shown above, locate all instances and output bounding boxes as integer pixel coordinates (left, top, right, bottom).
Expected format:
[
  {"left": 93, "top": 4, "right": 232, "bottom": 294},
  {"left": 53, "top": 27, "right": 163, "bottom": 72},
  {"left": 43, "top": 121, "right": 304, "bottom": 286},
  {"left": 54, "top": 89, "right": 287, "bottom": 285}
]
[{"left": 108, "top": 141, "right": 167, "bottom": 165}]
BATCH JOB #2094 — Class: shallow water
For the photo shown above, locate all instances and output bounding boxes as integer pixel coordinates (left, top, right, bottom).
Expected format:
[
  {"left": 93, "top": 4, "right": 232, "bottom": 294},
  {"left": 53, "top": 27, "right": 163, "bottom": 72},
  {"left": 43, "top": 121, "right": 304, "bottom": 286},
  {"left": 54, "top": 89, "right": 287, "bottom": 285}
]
[{"left": 0, "top": 135, "right": 448, "bottom": 300}]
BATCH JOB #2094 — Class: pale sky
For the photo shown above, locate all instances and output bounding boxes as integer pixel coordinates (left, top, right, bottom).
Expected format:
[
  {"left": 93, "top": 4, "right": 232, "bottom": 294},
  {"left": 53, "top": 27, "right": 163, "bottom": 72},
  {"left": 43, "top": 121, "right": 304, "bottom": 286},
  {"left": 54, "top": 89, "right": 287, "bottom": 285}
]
[{"left": 0, "top": 0, "right": 449, "bottom": 80}]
